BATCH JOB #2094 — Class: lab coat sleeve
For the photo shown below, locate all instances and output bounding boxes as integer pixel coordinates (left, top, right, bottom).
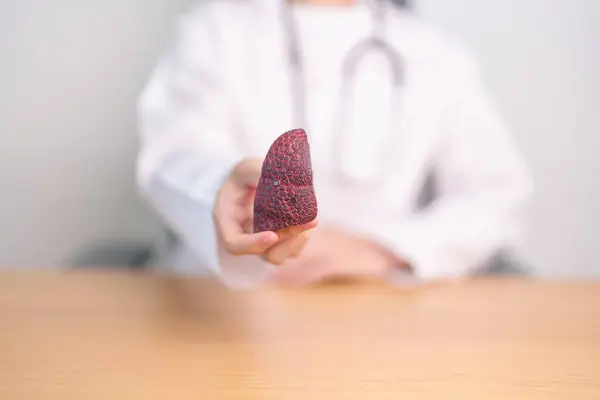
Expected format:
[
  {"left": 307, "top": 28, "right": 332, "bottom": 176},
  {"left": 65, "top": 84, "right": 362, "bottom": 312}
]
[
  {"left": 136, "top": 7, "right": 272, "bottom": 287},
  {"left": 379, "top": 51, "right": 533, "bottom": 280}
]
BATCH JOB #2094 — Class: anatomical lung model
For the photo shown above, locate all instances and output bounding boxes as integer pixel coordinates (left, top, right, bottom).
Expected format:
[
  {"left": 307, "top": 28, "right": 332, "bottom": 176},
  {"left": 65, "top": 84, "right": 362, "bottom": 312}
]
[{"left": 253, "top": 129, "right": 318, "bottom": 233}]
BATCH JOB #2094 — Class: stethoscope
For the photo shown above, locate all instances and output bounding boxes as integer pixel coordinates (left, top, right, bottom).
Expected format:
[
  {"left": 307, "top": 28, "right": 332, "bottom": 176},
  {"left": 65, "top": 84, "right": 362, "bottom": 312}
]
[{"left": 279, "top": 0, "right": 405, "bottom": 185}]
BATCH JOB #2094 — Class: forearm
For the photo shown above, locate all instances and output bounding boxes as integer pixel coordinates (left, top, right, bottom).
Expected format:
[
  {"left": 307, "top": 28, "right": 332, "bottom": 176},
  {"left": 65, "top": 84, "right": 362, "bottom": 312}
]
[
  {"left": 366, "top": 184, "right": 529, "bottom": 281},
  {"left": 140, "top": 151, "right": 278, "bottom": 288}
]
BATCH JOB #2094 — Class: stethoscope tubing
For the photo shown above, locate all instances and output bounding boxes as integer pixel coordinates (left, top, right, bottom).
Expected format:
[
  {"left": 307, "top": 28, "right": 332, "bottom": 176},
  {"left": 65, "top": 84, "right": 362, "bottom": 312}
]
[{"left": 280, "top": 0, "right": 405, "bottom": 185}]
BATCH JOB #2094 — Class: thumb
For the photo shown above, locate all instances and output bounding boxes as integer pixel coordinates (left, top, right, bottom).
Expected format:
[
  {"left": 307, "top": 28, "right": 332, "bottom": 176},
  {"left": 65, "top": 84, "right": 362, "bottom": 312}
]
[{"left": 231, "top": 158, "right": 263, "bottom": 188}]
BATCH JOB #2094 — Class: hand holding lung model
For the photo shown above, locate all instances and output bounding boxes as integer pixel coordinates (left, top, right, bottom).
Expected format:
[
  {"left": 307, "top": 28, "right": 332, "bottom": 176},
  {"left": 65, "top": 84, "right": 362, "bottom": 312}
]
[{"left": 253, "top": 129, "right": 318, "bottom": 233}]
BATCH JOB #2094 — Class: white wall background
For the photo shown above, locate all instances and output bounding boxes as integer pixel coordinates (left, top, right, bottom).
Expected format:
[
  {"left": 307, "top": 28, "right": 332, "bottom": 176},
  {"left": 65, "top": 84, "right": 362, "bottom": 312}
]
[
  {"left": 0, "top": 0, "right": 598, "bottom": 276},
  {"left": 419, "top": 0, "right": 600, "bottom": 277},
  {"left": 0, "top": 0, "right": 194, "bottom": 266}
]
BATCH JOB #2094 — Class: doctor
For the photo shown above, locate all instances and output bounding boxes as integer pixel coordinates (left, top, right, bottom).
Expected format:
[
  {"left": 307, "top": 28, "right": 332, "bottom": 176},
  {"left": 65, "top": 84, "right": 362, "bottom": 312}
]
[{"left": 137, "top": 0, "right": 532, "bottom": 287}]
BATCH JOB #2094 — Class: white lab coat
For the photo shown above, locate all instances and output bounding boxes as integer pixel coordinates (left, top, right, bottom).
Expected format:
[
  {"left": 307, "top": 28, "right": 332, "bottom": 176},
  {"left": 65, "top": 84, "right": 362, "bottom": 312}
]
[{"left": 137, "top": 0, "right": 532, "bottom": 287}]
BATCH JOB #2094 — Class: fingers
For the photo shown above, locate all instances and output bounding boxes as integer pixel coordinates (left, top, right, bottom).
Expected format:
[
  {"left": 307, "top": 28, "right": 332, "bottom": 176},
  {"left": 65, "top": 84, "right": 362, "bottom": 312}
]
[
  {"left": 262, "top": 222, "right": 315, "bottom": 265},
  {"left": 289, "top": 232, "right": 309, "bottom": 258},
  {"left": 221, "top": 231, "right": 279, "bottom": 256},
  {"left": 276, "top": 219, "right": 318, "bottom": 241},
  {"left": 214, "top": 186, "right": 279, "bottom": 256},
  {"left": 215, "top": 158, "right": 317, "bottom": 260},
  {"left": 263, "top": 232, "right": 309, "bottom": 266}
]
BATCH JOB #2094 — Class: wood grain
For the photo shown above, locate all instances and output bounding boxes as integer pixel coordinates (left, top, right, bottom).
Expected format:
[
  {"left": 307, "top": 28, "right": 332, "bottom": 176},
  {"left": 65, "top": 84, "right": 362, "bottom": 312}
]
[{"left": 0, "top": 270, "right": 599, "bottom": 399}]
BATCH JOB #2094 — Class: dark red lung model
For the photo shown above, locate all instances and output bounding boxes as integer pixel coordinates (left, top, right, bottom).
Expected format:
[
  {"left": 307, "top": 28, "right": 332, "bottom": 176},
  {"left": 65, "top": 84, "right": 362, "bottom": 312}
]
[{"left": 253, "top": 129, "right": 318, "bottom": 233}]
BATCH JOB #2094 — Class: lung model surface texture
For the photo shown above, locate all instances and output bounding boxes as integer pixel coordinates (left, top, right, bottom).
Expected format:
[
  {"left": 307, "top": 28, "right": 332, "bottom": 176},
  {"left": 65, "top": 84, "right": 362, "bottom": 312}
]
[{"left": 253, "top": 129, "right": 318, "bottom": 233}]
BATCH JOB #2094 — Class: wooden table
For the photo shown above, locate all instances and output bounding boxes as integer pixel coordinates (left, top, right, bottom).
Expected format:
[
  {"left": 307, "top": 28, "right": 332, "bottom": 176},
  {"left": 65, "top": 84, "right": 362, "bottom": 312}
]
[{"left": 1, "top": 271, "right": 599, "bottom": 399}]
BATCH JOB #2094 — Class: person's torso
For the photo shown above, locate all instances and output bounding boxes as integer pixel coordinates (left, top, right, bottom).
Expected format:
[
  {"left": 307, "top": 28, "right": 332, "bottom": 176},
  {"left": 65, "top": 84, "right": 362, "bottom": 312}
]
[{"left": 204, "top": 0, "right": 462, "bottom": 234}]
